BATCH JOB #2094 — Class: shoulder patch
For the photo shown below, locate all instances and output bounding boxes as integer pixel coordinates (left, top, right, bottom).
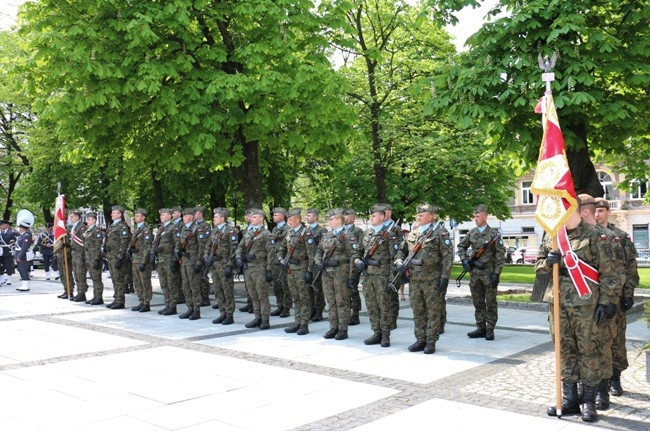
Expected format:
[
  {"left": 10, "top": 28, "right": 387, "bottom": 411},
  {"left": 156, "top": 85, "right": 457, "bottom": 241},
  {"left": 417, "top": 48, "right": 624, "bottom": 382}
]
[
  {"left": 145, "top": 235, "right": 151, "bottom": 240},
  {"left": 307, "top": 238, "right": 314, "bottom": 244},
  {"left": 231, "top": 235, "right": 238, "bottom": 241},
  {"left": 122, "top": 231, "right": 129, "bottom": 236},
  {"left": 394, "top": 244, "right": 399, "bottom": 250},
  {"left": 445, "top": 239, "right": 451, "bottom": 246},
  {"left": 97, "top": 233, "right": 102, "bottom": 238}
]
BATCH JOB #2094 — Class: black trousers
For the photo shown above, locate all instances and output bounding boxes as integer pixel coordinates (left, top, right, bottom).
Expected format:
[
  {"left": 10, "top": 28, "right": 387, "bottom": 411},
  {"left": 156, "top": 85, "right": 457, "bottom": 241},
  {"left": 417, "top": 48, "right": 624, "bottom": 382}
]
[{"left": 0, "top": 255, "right": 14, "bottom": 275}]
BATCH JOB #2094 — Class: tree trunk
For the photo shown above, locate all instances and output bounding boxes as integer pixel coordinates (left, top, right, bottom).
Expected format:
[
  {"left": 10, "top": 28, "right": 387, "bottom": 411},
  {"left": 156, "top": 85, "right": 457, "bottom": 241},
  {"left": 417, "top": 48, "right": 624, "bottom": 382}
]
[
  {"left": 151, "top": 167, "right": 164, "bottom": 210},
  {"left": 41, "top": 208, "right": 53, "bottom": 224},
  {"left": 233, "top": 127, "right": 263, "bottom": 210}
]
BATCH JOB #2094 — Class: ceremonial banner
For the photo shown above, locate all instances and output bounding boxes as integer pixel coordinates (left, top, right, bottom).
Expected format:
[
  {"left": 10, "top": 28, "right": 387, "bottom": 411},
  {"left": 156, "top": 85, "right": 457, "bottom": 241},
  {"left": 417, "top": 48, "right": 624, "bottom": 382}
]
[
  {"left": 54, "top": 194, "right": 67, "bottom": 240},
  {"left": 530, "top": 95, "right": 578, "bottom": 236}
]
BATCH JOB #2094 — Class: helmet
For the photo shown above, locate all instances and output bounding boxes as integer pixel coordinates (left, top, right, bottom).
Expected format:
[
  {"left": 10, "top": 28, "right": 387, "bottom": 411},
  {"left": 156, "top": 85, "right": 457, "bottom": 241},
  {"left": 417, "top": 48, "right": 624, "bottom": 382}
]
[{"left": 16, "top": 209, "right": 34, "bottom": 228}]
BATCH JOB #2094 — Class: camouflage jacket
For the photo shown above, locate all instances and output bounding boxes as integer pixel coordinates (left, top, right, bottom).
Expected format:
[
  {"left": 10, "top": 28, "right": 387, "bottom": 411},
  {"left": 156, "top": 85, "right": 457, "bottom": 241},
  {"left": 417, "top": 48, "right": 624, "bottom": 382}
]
[
  {"left": 105, "top": 220, "right": 131, "bottom": 260},
  {"left": 154, "top": 222, "right": 176, "bottom": 263},
  {"left": 205, "top": 222, "right": 238, "bottom": 267},
  {"left": 354, "top": 225, "right": 400, "bottom": 276},
  {"left": 235, "top": 226, "right": 274, "bottom": 271},
  {"left": 69, "top": 222, "right": 87, "bottom": 256},
  {"left": 176, "top": 221, "right": 200, "bottom": 265},
  {"left": 396, "top": 223, "right": 454, "bottom": 279},
  {"left": 457, "top": 225, "right": 506, "bottom": 275},
  {"left": 130, "top": 223, "right": 153, "bottom": 264},
  {"left": 314, "top": 228, "right": 356, "bottom": 279},
  {"left": 277, "top": 224, "right": 315, "bottom": 272},
  {"left": 83, "top": 225, "right": 104, "bottom": 262},
  {"left": 606, "top": 222, "right": 639, "bottom": 298}
]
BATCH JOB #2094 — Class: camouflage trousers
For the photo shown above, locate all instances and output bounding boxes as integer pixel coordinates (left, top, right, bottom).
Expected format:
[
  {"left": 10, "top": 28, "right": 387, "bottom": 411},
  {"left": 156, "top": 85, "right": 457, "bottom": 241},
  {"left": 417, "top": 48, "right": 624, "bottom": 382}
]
[
  {"left": 322, "top": 265, "right": 351, "bottom": 331},
  {"left": 199, "top": 262, "right": 210, "bottom": 303},
  {"left": 363, "top": 272, "right": 392, "bottom": 332},
  {"left": 611, "top": 304, "right": 629, "bottom": 371},
  {"left": 286, "top": 266, "right": 311, "bottom": 325},
  {"left": 181, "top": 264, "right": 201, "bottom": 308},
  {"left": 211, "top": 264, "right": 235, "bottom": 316},
  {"left": 469, "top": 271, "right": 498, "bottom": 330},
  {"left": 549, "top": 303, "right": 605, "bottom": 386},
  {"left": 86, "top": 260, "right": 104, "bottom": 300},
  {"left": 350, "top": 288, "right": 361, "bottom": 316},
  {"left": 410, "top": 271, "right": 445, "bottom": 344},
  {"left": 107, "top": 257, "right": 127, "bottom": 304},
  {"left": 244, "top": 264, "right": 270, "bottom": 319},
  {"left": 55, "top": 249, "right": 74, "bottom": 295},
  {"left": 132, "top": 262, "right": 153, "bottom": 304},
  {"left": 158, "top": 260, "right": 179, "bottom": 306},
  {"left": 71, "top": 252, "right": 88, "bottom": 294},
  {"left": 272, "top": 263, "right": 292, "bottom": 310}
]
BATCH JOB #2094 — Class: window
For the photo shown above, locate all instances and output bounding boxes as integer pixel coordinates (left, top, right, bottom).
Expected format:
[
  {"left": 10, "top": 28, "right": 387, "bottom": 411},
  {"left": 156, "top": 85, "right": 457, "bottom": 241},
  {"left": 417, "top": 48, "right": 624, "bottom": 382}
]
[
  {"left": 521, "top": 181, "right": 535, "bottom": 205},
  {"left": 630, "top": 180, "right": 648, "bottom": 200},
  {"left": 633, "top": 225, "right": 648, "bottom": 249},
  {"left": 597, "top": 171, "right": 613, "bottom": 200},
  {"left": 522, "top": 227, "right": 535, "bottom": 233}
]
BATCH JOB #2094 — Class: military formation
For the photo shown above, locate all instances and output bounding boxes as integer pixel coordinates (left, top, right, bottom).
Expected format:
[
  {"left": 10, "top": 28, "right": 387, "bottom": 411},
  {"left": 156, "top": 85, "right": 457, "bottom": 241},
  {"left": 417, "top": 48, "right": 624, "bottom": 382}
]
[
  {"left": 4, "top": 197, "right": 641, "bottom": 424},
  {"left": 536, "top": 194, "right": 640, "bottom": 423}
]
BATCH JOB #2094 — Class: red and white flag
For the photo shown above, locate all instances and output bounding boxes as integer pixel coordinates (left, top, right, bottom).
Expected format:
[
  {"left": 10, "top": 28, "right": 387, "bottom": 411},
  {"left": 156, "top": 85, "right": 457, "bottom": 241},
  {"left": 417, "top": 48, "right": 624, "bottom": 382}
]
[
  {"left": 54, "top": 194, "right": 67, "bottom": 241},
  {"left": 530, "top": 94, "right": 578, "bottom": 236}
]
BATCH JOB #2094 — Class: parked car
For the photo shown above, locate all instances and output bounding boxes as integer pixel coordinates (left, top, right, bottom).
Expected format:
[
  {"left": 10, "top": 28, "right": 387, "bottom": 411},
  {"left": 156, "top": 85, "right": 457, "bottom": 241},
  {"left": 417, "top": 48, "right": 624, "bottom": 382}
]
[
  {"left": 511, "top": 246, "right": 538, "bottom": 264},
  {"left": 31, "top": 250, "right": 44, "bottom": 269}
]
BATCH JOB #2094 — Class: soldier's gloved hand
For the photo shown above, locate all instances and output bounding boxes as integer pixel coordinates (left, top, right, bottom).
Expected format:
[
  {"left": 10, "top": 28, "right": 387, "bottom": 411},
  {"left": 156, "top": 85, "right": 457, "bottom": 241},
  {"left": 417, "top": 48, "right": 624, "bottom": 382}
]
[
  {"left": 265, "top": 270, "right": 274, "bottom": 282},
  {"left": 395, "top": 260, "right": 407, "bottom": 274},
  {"left": 622, "top": 296, "right": 634, "bottom": 312},
  {"left": 150, "top": 255, "right": 156, "bottom": 266},
  {"left": 138, "top": 263, "right": 146, "bottom": 272},
  {"left": 203, "top": 257, "right": 213, "bottom": 267},
  {"left": 314, "top": 263, "right": 323, "bottom": 274},
  {"left": 489, "top": 273, "right": 500, "bottom": 288},
  {"left": 593, "top": 304, "right": 607, "bottom": 325},
  {"left": 354, "top": 259, "right": 367, "bottom": 273},
  {"left": 114, "top": 258, "right": 122, "bottom": 269},
  {"left": 347, "top": 278, "right": 358, "bottom": 292},
  {"left": 235, "top": 257, "right": 244, "bottom": 269},
  {"left": 437, "top": 277, "right": 449, "bottom": 293},
  {"left": 92, "top": 259, "right": 101, "bottom": 270},
  {"left": 193, "top": 263, "right": 202, "bottom": 274},
  {"left": 125, "top": 249, "right": 132, "bottom": 260},
  {"left": 171, "top": 261, "right": 179, "bottom": 273},
  {"left": 224, "top": 266, "right": 233, "bottom": 279},
  {"left": 278, "top": 260, "right": 288, "bottom": 271},
  {"left": 606, "top": 303, "right": 617, "bottom": 319},
  {"left": 546, "top": 250, "right": 562, "bottom": 266},
  {"left": 304, "top": 271, "right": 313, "bottom": 284},
  {"left": 461, "top": 259, "right": 471, "bottom": 272},
  {"left": 173, "top": 252, "right": 181, "bottom": 262}
]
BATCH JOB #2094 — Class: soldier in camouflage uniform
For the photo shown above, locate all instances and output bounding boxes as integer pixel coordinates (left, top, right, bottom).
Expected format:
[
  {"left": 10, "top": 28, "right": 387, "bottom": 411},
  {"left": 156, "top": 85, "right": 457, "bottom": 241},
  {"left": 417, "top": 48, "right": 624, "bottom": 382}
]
[
  {"left": 306, "top": 208, "right": 325, "bottom": 321},
  {"left": 235, "top": 209, "right": 275, "bottom": 329},
  {"left": 193, "top": 207, "right": 212, "bottom": 307},
  {"left": 378, "top": 204, "right": 403, "bottom": 330},
  {"left": 206, "top": 207, "right": 238, "bottom": 325},
  {"left": 238, "top": 210, "right": 255, "bottom": 314},
  {"left": 171, "top": 207, "right": 184, "bottom": 304},
  {"left": 54, "top": 226, "right": 75, "bottom": 299},
  {"left": 537, "top": 201, "right": 619, "bottom": 423},
  {"left": 270, "top": 208, "right": 291, "bottom": 318},
  {"left": 395, "top": 204, "right": 453, "bottom": 354},
  {"left": 354, "top": 206, "right": 400, "bottom": 347},
  {"left": 457, "top": 204, "right": 506, "bottom": 341},
  {"left": 278, "top": 208, "right": 315, "bottom": 335},
  {"left": 595, "top": 198, "right": 639, "bottom": 399},
  {"left": 176, "top": 208, "right": 202, "bottom": 320},
  {"left": 155, "top": 208, "right": 178, "bottom": 315},
  {"left": 69, "top": 209, "right": 89, "bottom": 302},
  {"left": 105, "top": 205, "right": 131, "bottom": 310},
  {"left": 83, "top": 212, "right": 105, "bottom": 305},
  {"left": 129, "top": 208, "right": 154, "bottom": 312},
  {"left": 577, "top": 195, "right": 623, "bottom": 411},
  {"left": 315, "top": 208, "right": 357, "bottom": 341},
  {"left": 344, "top": 209, "right": 364, "bottom": 326}
]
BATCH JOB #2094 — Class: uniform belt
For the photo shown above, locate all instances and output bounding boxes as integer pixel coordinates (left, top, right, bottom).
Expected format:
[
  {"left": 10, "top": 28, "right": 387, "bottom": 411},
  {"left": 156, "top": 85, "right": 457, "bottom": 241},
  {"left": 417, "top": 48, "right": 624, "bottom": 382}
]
[
  {"left": 288, "top": 258, "right": 300, "bottom": 265},
  {"left": 245, "top": 254, "right": 256, "bottom": 262},
  {"left": 325, "top": 260, "right": 339, "bottom": 267},
  {"left": 410, "top": 259, "right": 423, "bottom": 266},
  {"left": 366, "top": 259, "right": 381, "bottom": 267}
]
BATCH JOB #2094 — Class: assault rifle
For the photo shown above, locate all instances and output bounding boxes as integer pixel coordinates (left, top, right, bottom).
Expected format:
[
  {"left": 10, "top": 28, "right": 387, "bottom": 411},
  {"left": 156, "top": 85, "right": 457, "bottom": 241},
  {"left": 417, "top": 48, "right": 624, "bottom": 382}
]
[
  {"left": 455, "top": 232, "right": 499, "bottom": 288},
  {"left": 150, "top": 226, "right": 163, "bottom": 271},
  {"left": 239, "top": 229, "right": 262, "bottom": 270},
  {"left": 279, "top": 226, "right": 306, "bottom": 275},
  {"left": 387, "top": 221, "right": 439, "bottom": 292},
  {"left": 311, "top": 230, "right": 347, "bottom": 292},
  {"left": 357, "top": 218, "right": 400, "bottom": 275},
  {"left": 177, "top": 225, "right": 195, "bottom": 265},
  {"left": 203, "top": 229, "right": 225, "bottom": 279},
  {"left": 125, "top": 226, "right": 143, "bottom": 261}
]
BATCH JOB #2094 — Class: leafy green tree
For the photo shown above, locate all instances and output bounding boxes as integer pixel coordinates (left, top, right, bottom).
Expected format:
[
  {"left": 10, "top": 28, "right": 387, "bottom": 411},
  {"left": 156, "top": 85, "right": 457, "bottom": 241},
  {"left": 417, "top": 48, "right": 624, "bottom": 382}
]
[
  {"left": 428, "top": 0, "right": 650, "bottom": 196},
  {"left": 18, "top": 0, "right": 352, "bottom": 210}
]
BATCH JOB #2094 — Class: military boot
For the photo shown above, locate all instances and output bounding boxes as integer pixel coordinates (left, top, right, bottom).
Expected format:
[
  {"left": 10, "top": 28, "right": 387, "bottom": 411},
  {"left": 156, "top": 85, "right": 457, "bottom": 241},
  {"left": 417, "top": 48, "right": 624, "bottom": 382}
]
[
  {"left": 438, "top": 325, "right": 445, "bottom": 334},
  {"left": 279, "top": 308, "right": 290, "bottom": 318},
  {"left": 323, "top": 328, "right": 338, "bottom": 339},
  {"left": 334, "top": 329, "right": 348, "bottom": 340},
  {"left": 270, "top": 307, "right": 282, "bottom": 316},
  {"left": 380, "top": 331, "right": 390, "bottom": 348},
  {"left": 89, "top": 297, "right": 104, "bottom": 305},
  {"left": 609, "top": 369, "right": 623, "bottom": 396},
  {"left": 179, "top": 307, "right": 194, "bottom": 319},
  {"left": 72, "top": 292, "right": 86, "bottom": 302},
  {"left": 239, "top": 303, "right": 251, "bottom": 313},
  {"left": 260, "top": 318, "right": 270, "bottom": 330},
  {"left": 581, "top": 385, "right": 598, "bottom": 422},
  {"left": 158, "top": 305, "right": 169, "bottom": 315},
  {"left": 408, "top": 340, "right": 426, "bottom": 352},
  {"left": 189, "top": 307, "right": 201, "bottom": 320},
  {"left": 485, "top": 329, "right": 495, "bottom": 341},
  {"left": 467, "top": 326, "right": 487, "bottom": 338},
  {"left": 364, "top": 331, "right": 382, "bottom": 345},
  {"left": 423, "top": 342, "right": 436, "bottom": 354},
  {"left": 212, "top": 314, "right": 226, "bottom": 324},
  {"left": 285, "top": 322, "right": 300, "bottom": 333},
  {"left": 245, "top": 317, "right": 262, "bottom": 328},
  {"left": 222, "top": 314, "right": 234, "bottom": 325},
  {"left": 105, "top": 301, "right": 117, "bottom": 308},
  {"left": 139, "top": 302, "right": 151, "bottom": 312},
  {"left": 349, "top": 313, "right": 360, "bottom": 326},
  {"left": 547, "top": 381, "right": 581, "bottom": 416},
  {"left": 162, "top": 305, "right": 177, "bottom": 316},
  {"left": 296, "top": 324, "right": 309, "bottom": 336},
  {"left": 212, "top": 303, "right": 220, "bottom": 309},
  {"left": 110, "top": 302, "right": 125, "bottom": 309},
  {"left": 595, "top": 379, "right": 610, "bottom": 410},
  {"left": 131, "top": 302, "right": 143, "bottom": 312}
]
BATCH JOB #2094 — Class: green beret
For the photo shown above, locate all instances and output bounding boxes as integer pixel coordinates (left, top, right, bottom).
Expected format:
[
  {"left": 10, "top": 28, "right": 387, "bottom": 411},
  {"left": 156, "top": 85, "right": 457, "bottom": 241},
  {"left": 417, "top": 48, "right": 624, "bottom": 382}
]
[
  {"left": 272, "top": 207, "right": 287, "bottom": 216},
  {"left": 182, "top": 208, "right": 196, "bottom": 215},
  {"left": 306, "top": 208, "right": 320, "bottom": 216},
  {"left": 86, "top": 211, "right": 98, "bottom": 219},
  {"left": 250, "top": 208, "right": 266, "bottom": 217},
  {"left": 213, "top": 207, "right": 229, "bottom": 217},
  {"left": 159, "top": 208, "right": 172, "bottom": 215},
  {"left": 135, "top": 208, "right": 148, "bottom": 216},
  {"left": 473, "top": 204, "right": 488, "bottom": 214},
  {"left": 112, "top": 205, "right": 125, "bottom": 213},
  {"left": 194, "top": 206, "right": 206, "bottom": 214},
  {"left": 287, "top": 208, "right": 302, "bottom": 217},
  {"left": 416, "top": 203, "right": 438, "bottom": 214}
]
